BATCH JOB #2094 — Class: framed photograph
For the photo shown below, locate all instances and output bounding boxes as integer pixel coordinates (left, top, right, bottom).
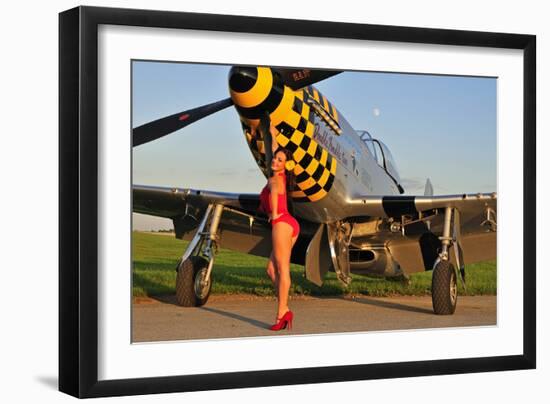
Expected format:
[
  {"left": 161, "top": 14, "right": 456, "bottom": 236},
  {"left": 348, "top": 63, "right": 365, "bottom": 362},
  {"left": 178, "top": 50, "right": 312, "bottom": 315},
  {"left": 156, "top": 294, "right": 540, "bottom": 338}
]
[{"left": 59, "top": 5, "right": 536, "bottom": 398}]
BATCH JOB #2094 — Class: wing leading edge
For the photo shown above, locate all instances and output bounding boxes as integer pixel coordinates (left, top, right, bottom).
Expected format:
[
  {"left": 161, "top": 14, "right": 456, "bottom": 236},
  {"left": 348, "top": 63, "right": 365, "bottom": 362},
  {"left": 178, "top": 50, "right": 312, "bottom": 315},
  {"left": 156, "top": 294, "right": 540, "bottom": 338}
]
[
  {"left": 344, "top": 192, "right": 497, "bottom": 275},
  {"left": 132, "top": 185, "right": 313, "bottom": 265},
  {"left": 345, "top": 192, "right": 497, "bottom": 223},
  {"left": 133, "top": 184, "right": 261, "bottom": 219}
]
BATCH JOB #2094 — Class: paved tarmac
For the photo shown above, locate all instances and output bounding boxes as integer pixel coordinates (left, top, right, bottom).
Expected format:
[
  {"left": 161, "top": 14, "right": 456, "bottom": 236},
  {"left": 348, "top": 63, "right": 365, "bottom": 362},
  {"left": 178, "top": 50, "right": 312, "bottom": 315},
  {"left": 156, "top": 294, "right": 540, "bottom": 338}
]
[{"left": 132, "top": 294, "right": 496, "bottom": 342}]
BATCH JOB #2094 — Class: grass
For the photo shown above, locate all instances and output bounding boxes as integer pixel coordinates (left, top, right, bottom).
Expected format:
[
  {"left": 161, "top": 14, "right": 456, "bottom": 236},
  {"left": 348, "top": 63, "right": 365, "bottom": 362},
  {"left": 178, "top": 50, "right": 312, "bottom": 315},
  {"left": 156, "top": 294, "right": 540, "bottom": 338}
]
[{"left": 132, "top": 231, "right": 496, "bottom": 298}]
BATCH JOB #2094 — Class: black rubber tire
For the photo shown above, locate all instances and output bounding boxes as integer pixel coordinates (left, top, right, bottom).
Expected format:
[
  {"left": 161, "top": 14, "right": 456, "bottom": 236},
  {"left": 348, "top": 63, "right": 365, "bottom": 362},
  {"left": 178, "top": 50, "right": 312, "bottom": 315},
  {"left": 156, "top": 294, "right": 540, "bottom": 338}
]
[
  {"left": 175, "top": 256, "right": 211, "bottom": 307},
  {"left": 431, "top": 260, "right": 457, "bottom": 315}
]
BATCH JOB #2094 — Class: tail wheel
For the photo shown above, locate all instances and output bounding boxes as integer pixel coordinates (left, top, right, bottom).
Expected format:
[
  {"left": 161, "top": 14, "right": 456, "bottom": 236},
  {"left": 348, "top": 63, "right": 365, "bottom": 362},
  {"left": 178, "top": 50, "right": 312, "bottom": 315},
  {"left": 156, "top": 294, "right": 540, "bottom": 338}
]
[
  {"left": 175, "top": 256, "right": 212, "bottom": 307},
  {"left": 431, "top": 259, "right": 457, "bottom": 315}
]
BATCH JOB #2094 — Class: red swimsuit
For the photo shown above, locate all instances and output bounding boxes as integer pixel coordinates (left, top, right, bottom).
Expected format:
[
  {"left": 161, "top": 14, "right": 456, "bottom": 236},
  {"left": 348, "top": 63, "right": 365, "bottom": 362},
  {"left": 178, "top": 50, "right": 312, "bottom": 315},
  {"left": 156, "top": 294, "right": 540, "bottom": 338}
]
[{"left": 259, "top": 172, "right": 300, "bottom": 237}]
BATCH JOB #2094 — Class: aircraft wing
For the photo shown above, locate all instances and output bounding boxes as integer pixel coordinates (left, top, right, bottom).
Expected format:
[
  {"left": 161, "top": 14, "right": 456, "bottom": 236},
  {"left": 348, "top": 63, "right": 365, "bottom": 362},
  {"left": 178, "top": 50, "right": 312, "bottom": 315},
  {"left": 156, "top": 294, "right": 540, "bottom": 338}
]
[
  {"left": 345, "top": 192, "right": 497, "bottom": 232},
  {"left": 343, "top": 192, "right": 497, "bottom": 275},
  {"left": 133, "top": 185, "right": 317, "bottom": 264},
  {"left": 133, "top": 184, "right": 267, "bottom": 239},
  {"left": 133, "top": 184, "right": 261, "bottom": 219}
]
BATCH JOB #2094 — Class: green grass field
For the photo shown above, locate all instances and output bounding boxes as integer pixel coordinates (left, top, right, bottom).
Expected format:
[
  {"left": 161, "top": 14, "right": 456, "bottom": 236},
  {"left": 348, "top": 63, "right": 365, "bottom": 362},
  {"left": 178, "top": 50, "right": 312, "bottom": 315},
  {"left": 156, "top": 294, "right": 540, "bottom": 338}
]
[{"left": 132, "top": 231, "right": 496, "bottom": 298}]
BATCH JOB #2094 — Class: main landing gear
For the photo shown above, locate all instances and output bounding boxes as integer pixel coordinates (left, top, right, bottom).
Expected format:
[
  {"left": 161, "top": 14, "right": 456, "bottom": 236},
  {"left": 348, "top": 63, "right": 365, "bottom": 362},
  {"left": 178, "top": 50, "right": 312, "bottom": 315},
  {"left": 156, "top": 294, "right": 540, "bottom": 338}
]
[
  {"left": 175, "top": 203, "right": 224, "bottom": 307},
  {"left": 431, "top": 207, "right": 466, "bottom": 315},
  {"left": 326, "top": 221, "right": 353, "bottom": 286}
]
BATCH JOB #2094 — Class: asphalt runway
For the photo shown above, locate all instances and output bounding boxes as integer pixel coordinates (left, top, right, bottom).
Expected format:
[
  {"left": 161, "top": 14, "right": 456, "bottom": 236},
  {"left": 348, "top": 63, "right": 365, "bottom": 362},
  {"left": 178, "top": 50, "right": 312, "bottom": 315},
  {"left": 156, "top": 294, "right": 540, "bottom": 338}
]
[{"left": 132, "top": 294, "right": 496, "bottom": 342}]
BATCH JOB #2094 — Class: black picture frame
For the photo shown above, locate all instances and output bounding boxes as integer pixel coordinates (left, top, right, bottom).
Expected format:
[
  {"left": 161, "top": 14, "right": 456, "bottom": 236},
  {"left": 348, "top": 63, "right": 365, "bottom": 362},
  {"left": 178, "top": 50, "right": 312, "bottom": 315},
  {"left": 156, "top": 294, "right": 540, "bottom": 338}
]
[{"left": 59, "top": 5, "right": 536, "bottom": 399}]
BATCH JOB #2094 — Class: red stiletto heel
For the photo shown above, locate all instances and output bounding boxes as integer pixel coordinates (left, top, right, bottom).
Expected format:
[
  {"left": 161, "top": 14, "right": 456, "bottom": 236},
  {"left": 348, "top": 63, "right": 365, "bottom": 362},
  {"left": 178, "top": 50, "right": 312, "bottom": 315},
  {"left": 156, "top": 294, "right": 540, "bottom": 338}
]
[
  {"left": 269, "top": 311, "right": 293, "bottom": 331},
  {"left": 269, "top": 319, "right": 283, "bottom": 331}
]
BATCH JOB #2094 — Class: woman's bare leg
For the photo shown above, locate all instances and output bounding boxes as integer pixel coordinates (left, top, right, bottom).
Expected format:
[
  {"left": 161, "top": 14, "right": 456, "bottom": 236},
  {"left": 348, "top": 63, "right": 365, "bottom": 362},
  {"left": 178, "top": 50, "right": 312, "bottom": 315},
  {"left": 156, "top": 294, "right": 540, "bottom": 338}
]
[
  {"left": 291, "top": 234, "right": 298, "bottom": 248},
  {"left": 272, "top": 222, "right": 294, "bottom": 319},
  {"left": 266, "top": 251, "right": 278, "bottom": 288}
]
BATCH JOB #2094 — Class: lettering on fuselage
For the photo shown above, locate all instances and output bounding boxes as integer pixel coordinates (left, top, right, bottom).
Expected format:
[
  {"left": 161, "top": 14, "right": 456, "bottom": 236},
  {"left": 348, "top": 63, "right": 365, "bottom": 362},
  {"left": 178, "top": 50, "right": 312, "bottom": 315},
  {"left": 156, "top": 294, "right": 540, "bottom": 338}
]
[
  {"left": 291, "top": 69, "right": 311, "bottom": 82},
  {"left": 231, "top": 68, "right": 341, "bottom": 204},
  {"left": 313, "top": 123, "right": 349, "bottom": 168}
]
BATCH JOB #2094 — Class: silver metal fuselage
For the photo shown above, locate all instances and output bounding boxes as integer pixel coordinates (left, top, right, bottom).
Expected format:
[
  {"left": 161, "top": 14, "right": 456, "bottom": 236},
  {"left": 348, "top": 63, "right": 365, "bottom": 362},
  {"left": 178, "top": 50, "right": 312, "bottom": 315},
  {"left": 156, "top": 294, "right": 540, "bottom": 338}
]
[{"left": 275, "top": 106, "right": 400, "bottom": 224}]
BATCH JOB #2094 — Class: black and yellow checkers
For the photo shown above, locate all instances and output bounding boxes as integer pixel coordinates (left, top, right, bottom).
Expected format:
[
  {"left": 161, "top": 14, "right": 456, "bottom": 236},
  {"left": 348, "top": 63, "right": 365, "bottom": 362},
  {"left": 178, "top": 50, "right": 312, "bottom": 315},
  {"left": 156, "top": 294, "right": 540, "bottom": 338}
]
[
  {"left": 304, "top": 85, "right": 341, "bottom": 133},
  {"left": 242, "top": 121, "right": 268, "bottom": 176},
  {"left": 230, "top": 66, "right": 337, "bottom": 203},
  {"left": 274, "top": 89, "right": 337, "bottom": 203}
]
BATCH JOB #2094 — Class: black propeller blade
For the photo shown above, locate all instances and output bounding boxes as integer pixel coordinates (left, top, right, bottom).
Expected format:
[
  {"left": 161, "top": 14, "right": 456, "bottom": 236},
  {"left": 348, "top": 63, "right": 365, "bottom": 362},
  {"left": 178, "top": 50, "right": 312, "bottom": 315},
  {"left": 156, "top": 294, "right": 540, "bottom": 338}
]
[
  {"left": 258, "top": 112, "right": 273, "bottom": 177},
  {"left": 273, "top": 67, "right": 342, "bottom": 90},
  {"left": 133, "top": 97, "right": 234, "bottom": 147}
]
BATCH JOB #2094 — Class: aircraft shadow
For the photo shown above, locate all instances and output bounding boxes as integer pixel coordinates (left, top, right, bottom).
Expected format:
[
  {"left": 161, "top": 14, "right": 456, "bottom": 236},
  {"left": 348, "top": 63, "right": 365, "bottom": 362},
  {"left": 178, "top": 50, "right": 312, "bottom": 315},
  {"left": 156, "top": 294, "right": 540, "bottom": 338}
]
[
  {"left": 152, "top": 295, "right": 180, "bottom": 306},
  {"left": 149, "top": 294, "right": 271, "bottom": 330},
  {"left": 143, "top": 295, "right": 272, "bottom": 329},
  {"left": 198, "top": 306, "right": 271, "bottom": 330},
  {"left": 339, "top": 296, "right": 434, "bottom": 315}
]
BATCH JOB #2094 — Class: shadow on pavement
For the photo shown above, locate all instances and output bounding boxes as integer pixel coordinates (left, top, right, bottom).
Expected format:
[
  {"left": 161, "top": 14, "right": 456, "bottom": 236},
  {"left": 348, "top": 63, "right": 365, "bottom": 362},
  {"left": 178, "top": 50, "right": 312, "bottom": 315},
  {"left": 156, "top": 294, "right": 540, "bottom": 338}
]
[
  {"left": 199, "top": 306, "right": 271, "bottom": 330},
  {"left": 340, "top": 296, "right": 434, "bottom": 315},
  {"left": 153, "top": 295, "right": 179, "bottom": 306}
]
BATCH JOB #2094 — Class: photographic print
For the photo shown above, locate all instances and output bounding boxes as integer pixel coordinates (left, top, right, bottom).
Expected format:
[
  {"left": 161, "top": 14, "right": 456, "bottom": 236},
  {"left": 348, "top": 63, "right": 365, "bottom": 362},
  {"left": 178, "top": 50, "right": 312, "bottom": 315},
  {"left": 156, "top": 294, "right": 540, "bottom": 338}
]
[
  {"left": 131, "top": 61, "right": 497, "bottom": 343},
  {"left": 59, "top": 6, "right": 535, "bottom": 397}
]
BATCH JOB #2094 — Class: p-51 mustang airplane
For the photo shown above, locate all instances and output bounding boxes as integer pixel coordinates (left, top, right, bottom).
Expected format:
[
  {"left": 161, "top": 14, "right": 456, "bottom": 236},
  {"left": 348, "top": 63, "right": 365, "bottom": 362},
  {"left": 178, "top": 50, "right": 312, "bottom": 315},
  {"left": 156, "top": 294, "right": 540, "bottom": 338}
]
[{"left": 133, "top": 65, "right": 497, "bottom": 315}]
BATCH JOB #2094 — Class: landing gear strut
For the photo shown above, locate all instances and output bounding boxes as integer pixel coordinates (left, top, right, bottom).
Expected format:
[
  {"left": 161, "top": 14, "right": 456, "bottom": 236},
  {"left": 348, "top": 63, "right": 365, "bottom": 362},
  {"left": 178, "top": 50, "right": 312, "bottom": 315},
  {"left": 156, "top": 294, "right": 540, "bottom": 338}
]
[
  {"left": 175, "top": 203, "right": 224, "bottom": 307},
  {"left": 326, "top": 221, "right": 353, "bottom": 286},
  {"left": 431, "top": 207, "right": 464, "bottom": 315}
]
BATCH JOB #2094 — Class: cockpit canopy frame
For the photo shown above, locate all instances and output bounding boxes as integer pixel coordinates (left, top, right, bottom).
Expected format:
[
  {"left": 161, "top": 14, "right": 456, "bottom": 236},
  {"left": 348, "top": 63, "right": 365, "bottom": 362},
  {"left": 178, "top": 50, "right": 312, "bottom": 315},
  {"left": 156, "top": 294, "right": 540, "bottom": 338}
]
[{"left": 357, "top": 130, "right": 403, "bottom": 191}]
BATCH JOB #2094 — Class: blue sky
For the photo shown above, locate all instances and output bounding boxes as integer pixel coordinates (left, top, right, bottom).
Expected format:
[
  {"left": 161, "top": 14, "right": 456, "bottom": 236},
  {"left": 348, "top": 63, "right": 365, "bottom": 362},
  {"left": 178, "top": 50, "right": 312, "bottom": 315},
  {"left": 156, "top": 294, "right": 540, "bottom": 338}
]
[{"left": 132, "top": 61, "right": 496, "bottom": 230}]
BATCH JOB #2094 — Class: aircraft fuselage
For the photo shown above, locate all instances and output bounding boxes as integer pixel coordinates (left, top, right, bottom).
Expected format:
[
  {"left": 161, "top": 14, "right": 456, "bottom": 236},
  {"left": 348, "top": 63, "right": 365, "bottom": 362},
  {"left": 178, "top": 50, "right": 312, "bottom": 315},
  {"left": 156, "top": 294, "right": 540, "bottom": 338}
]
[{"left": 228, "top": 66, "right": 400, "bottom": 223}]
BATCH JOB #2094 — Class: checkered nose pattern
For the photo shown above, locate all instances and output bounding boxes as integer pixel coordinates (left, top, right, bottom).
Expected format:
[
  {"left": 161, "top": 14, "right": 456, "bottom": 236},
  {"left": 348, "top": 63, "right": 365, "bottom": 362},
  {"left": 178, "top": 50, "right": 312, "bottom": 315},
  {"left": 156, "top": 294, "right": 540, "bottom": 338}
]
[
  {"left": 274, "top": 94, "right": 337, "bottom": 203},
  {"left": 237, "top": 81, "right": 338, "bottom": 204}
]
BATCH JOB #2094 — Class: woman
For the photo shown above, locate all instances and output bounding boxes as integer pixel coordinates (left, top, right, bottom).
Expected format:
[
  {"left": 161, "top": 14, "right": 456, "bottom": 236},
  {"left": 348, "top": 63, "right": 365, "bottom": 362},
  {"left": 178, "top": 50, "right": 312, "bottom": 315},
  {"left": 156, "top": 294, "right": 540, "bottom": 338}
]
[{"left": 258, "top": 126, "right": 300, "bottom": 331}]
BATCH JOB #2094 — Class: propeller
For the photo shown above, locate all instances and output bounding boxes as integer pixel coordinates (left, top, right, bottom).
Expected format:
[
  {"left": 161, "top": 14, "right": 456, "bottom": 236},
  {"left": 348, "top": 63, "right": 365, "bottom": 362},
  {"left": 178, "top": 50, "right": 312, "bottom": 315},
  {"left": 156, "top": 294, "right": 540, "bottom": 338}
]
[
  {"left": 133, "top": 66, "right": 341, "bottom": 148},
  {"left": 132, "top": 97, "right": 233, "bottom": 147},
  {"left": 257, "top": 112, "right": 273, "bottom": 177},
  {"left": 273, "top": 67, "right": 342, "bottom": 90}
]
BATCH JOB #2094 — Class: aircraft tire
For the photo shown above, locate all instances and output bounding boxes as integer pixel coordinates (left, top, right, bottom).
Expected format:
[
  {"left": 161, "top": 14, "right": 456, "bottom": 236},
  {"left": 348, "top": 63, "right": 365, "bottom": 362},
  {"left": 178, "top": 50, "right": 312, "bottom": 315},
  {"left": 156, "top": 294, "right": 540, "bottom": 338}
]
[
  {"left": 431, "top": 260, "right": 457, "bottom": 315},
  {"left": 175, "top": 256, "right": 211, "bottom": 307}
]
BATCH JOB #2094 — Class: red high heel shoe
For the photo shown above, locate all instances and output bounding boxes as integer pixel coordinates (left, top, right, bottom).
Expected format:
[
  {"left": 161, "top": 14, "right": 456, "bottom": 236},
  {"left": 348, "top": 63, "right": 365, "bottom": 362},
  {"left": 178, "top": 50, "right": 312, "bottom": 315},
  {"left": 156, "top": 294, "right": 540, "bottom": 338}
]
[{"left": 269, "top": 311, "right": 293, "bottom": 331}]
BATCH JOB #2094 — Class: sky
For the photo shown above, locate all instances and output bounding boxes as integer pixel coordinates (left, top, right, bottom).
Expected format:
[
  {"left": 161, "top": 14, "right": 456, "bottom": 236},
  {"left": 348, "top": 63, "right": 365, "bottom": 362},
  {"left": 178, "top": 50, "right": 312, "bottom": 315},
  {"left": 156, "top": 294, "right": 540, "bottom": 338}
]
[{"left": 132, "top": 61, "right": 496, "bottom": 230}]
